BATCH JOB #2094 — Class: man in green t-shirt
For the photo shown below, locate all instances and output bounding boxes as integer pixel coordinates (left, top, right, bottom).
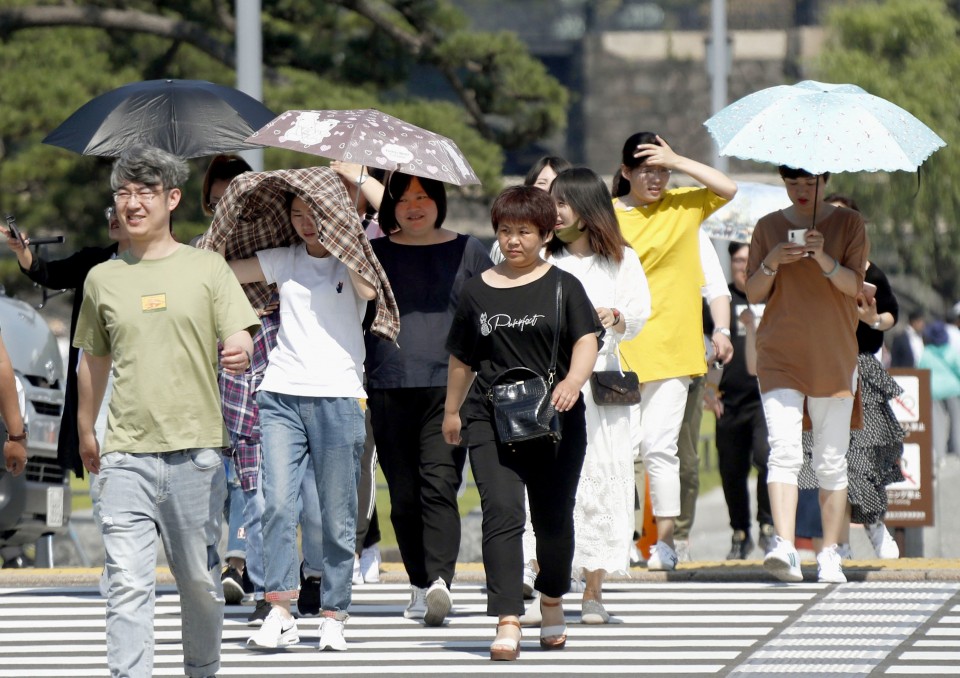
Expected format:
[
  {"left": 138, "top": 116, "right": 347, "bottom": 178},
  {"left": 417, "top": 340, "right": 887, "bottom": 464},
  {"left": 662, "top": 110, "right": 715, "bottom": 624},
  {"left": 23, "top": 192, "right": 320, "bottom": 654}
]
[{"left": 74, "top": 145, "right": 259, "bottom": 678}]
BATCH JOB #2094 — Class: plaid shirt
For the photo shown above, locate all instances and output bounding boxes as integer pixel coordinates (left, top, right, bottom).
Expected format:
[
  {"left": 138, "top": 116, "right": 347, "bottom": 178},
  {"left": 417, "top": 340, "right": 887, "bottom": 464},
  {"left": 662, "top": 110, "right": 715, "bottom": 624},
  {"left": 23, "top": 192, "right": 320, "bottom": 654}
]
[
  {"left": 198, "top": 166, "right": 399, "bottom": 341},
  {"left": 219, "top": 308, "right": 280, "bottom": 490}
]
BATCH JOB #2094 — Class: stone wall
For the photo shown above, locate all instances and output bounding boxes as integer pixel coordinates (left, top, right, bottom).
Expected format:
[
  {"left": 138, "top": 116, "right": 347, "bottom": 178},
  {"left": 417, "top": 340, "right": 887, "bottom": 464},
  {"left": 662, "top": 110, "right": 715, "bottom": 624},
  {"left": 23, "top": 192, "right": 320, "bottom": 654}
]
[{"left": 580, "top": 27, "right": 826, "bottom": 172}]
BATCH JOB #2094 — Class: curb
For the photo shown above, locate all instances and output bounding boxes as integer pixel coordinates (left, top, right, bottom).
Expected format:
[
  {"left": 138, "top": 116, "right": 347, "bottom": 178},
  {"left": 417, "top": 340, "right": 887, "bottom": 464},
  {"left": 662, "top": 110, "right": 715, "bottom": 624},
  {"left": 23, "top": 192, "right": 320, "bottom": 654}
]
[{"left": 4, "top": 558, "right": 960, "bottom": 587}]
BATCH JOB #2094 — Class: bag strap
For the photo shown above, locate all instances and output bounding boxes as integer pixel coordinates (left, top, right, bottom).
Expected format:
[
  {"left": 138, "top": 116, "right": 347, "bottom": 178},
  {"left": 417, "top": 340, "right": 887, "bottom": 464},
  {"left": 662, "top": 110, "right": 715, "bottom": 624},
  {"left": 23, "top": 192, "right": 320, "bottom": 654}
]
[{"left": 547, "top": 269, "right": 562, "bottom": 386}]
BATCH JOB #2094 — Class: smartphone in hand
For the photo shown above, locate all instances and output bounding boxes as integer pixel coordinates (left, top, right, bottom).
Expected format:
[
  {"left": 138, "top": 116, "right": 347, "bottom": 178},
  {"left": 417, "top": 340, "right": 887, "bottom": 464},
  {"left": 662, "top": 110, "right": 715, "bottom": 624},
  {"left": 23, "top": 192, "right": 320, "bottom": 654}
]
[
  {"left": 787, "top": 229, "right": 807, "bottom": 246},
  {"left": 4, "top": 215, "right": 26, "bottom": 247},
  {"left": 861, "top": 282, "right": 878, "bottom": 305}
]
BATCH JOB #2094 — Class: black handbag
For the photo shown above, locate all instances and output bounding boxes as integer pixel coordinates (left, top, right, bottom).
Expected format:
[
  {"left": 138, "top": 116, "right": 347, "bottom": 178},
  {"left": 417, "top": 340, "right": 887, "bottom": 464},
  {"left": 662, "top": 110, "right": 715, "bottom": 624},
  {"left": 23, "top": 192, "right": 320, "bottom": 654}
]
[
  {"left": 590, "top": 370, "right": 641, "bottom": 406},
  {"left": 590, "top": 337, "right": 641, "bottom": 406},
  {"left": 487, "top": 275, "right": 563, "bottom": 448}
]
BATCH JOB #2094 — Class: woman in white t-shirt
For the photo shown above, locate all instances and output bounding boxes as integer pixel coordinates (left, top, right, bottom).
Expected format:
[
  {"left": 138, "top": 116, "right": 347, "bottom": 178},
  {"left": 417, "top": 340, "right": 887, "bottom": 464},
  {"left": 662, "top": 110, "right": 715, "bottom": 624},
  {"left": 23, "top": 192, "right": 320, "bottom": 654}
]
[{"left": 228, "top": 193, "right": 376, "bottom": 652}]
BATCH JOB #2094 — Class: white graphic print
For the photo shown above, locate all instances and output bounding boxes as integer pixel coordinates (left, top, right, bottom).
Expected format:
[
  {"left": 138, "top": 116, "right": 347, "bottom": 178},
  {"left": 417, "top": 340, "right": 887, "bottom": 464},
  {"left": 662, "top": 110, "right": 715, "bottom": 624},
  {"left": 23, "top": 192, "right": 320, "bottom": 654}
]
[
  {"left": 479, "top": 311, "right": 545, "bottom": 334},
  {"left": 279, "top": 113, "right": 340, "bottom": 146},
  {"left": 480, "top": 313, "right": 492, "bottom": 337}
]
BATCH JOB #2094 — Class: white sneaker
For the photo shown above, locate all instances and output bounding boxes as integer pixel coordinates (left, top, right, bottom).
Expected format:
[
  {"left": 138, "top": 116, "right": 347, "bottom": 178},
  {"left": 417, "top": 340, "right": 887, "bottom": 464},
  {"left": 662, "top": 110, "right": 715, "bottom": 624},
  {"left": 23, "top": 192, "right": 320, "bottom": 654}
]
[
  {"left": 522, "top": 563, "right": 537, "bottom": 599},
  {"left": 359, "top": 545, "right": 381, "bottom": 583},
  {"left": 865, "top": 522, "right": 900, "bottom": 559},
  {"left": 352, "top": 556, "right": 363, "bottom": 586},
  {"left": 763, "top": 536, "right": 803, "bottom": 582},
  {"left": 424, "top": 578, "right": 452, "bottom": 626},
  {"left": 817, "top": 544, "right": 847, "bottom": 583},
  {"left": 403, "top": 585, "right": 427, "bottom": 620},
  {"left": 568, "top": 576, "right": 586, "bottom": 592},
  {"left": 674, "top": 539, "right": 692, "bottom": 563},
  {"left": 646, "top": 541, "right": 678, "bottom": 571},
  {"left": 247, "top": 608, "right": 300, "bottom": 649},
  {"left": 318, "top": 615, "right": 347, "bottom": 652},
  {"left": 837, "top": 543, "right": 854, "bottom": 560}
]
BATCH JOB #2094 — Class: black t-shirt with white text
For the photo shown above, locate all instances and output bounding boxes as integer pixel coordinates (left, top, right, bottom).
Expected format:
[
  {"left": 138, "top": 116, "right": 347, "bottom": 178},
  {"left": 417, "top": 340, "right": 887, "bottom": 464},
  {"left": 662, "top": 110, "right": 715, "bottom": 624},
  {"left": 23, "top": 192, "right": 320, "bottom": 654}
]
[{"left": 446, "top": 266, "right": 602, "bottom": 410}]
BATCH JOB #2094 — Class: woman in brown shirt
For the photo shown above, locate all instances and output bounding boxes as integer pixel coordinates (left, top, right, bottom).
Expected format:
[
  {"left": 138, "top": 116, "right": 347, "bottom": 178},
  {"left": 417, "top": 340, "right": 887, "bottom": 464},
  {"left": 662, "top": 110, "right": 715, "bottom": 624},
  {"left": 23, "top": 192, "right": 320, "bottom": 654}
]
[{"left": 746, "top": 165, "right": 868, "bottom": 585}]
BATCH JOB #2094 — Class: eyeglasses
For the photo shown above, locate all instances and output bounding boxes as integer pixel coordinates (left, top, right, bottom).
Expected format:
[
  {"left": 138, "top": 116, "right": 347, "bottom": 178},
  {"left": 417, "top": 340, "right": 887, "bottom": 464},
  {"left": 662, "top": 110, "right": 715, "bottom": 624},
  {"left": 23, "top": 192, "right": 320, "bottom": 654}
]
[
  {"left": 636, "top": 168, "right": 671, "bottom": 179},
  {"left": 113, "top": 188, "right": 163, "bottom": 206},
  {"left": 104, "top": 206, "right": 115, "bottom": 222}
]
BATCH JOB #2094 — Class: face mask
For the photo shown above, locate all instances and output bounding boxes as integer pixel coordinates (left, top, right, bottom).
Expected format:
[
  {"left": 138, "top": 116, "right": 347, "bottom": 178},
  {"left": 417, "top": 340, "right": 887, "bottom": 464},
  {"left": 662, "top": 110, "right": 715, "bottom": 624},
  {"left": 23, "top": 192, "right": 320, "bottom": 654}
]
[{"left": 555, "top": 220, "right": 586, "bottom": 244}]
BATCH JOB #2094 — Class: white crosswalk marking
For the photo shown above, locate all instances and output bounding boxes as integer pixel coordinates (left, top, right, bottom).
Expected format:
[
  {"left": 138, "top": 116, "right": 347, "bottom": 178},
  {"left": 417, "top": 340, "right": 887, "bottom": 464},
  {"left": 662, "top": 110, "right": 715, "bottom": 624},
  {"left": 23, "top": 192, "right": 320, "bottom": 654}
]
[
  {"left": 730, "top": 582, "right": 960, "bottom": 677},
  {"left": 0, "top": 582, "right": 958, "bottom": 677}
]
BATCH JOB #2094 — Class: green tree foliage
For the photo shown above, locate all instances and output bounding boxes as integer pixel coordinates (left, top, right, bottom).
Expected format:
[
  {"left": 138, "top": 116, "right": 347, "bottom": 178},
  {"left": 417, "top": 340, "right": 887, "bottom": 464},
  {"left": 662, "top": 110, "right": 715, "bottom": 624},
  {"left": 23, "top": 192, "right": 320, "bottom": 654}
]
[
  {"left": 818, "top": 0, "right": 960, "bottom": 303},
  {"left": 0, "top": 0, "right": 567, "bottom": 290}
]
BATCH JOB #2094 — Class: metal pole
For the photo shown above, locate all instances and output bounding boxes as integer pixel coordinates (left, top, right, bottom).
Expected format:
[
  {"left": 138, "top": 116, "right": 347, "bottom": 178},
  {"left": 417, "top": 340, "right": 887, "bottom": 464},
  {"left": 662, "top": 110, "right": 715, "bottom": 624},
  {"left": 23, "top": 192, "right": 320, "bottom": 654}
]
[
  {"left": 710, "top": 0, "right": 731, "bottom": 274},
  {"left": 236, "top": 0, "right": 264, "bottom": 172},
  {"left": 710, "top": 0, "right": 729, "bottom": 172}
]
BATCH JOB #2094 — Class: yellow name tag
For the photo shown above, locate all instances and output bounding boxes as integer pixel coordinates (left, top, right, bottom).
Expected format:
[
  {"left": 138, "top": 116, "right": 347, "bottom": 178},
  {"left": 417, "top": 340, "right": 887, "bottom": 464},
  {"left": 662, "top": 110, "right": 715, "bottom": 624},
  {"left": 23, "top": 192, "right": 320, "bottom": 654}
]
[{"left": 141, "top": 293, "right": 167, "bottom": 312}]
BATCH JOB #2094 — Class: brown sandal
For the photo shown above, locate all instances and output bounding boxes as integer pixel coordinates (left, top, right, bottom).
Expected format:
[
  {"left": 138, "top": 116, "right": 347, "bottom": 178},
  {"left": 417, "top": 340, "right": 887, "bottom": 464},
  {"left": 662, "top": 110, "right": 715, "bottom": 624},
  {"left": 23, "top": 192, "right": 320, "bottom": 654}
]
[
  {"left": 539, "top": 598, "right": 567, "bottom": 650},
  {"left": 490, "top": 619, "right": 522, "bottom": 661}
]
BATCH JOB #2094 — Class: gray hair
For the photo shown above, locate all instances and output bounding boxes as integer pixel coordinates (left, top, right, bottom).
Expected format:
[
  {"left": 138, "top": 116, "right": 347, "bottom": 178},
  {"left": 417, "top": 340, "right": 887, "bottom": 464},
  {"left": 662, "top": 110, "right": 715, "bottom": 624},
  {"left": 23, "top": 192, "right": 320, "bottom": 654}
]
[{"left": 110, "top": 145, "right": 189, "bottom": 191}]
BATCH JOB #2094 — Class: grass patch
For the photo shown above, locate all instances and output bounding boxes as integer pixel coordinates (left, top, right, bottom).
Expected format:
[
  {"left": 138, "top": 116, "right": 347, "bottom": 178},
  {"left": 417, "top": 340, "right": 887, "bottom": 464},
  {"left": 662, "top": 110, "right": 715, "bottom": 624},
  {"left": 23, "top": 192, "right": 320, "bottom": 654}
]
[{"left": 71, "top": 413, "right": 720, "bottom": 552}]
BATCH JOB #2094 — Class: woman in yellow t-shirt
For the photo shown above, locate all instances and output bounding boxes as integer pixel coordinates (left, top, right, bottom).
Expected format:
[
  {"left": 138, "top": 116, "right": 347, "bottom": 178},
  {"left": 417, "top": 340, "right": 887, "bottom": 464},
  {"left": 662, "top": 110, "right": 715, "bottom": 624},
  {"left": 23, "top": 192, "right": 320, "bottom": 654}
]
[{"left": 612, "top": 131, "right": 737, "bottom": 571}]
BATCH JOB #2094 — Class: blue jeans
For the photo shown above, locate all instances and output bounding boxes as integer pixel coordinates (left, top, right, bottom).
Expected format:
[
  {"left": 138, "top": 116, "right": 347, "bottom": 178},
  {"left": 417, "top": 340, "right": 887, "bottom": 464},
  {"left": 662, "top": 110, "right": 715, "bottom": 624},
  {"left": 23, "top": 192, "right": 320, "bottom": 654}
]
[
  {"left": 242, "top": 460, "right": 326, "bottom": 599},
  {"left": 223, "top": 456, "right": 246, "bottom": 561},
  {"left": 299, "top": 456, "right": 325, "bottom": 579},
  {"left": 98, "top": 448, "right": 226, "bottom": 678},
  {"left": 241, "top": 479, "right": 265, "bottom": 597},
  {"left": 258, "top": 391, "right": 364, "bottom": 613}
]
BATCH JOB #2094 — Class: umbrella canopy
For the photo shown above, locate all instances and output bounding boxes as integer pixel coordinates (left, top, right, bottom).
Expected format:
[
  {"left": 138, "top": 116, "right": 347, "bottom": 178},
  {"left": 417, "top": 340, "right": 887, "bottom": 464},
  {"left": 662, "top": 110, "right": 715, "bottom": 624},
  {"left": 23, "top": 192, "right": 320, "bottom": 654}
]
[
  {"left": 704, "top": 80, "right": 946, "bottom": 174},
  {"left": 43, "top": 79, "right": 277, "bottom": 159},
  {"left": 247, "top": 109, "right": 481, "bottom": 186},
  {"left": 197, "top": 166, "right": 399, "bottom": 341},
  {"left": 701, "top": 181, "right": 792, "bottom": 243}
]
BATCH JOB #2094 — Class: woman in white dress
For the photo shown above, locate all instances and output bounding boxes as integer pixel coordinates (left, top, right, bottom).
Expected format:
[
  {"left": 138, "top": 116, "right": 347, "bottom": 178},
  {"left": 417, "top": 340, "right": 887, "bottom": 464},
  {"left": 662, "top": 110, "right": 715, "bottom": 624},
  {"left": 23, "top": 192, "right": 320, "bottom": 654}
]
[{"left": 547, "top": 167, "right": 651, "bottom": 623}]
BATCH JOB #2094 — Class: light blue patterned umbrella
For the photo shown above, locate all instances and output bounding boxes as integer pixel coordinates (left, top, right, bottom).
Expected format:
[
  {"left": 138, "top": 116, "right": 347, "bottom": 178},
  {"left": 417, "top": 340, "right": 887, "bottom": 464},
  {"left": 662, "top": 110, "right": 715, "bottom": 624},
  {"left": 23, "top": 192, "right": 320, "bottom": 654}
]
[{"left": 704, "top": 80, "right": 945, "bottom": 174}]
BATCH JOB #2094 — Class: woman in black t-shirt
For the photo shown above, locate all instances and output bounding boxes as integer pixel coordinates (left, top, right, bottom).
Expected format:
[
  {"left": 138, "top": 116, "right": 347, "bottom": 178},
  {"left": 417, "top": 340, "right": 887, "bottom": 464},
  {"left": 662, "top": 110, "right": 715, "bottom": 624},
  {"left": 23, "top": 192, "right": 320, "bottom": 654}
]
[
  {"left": 365, "top": 173, "right": 492, "bottom": 627},
  {"left": 444, "top": 186, "right": 601, "bottom": 661}
]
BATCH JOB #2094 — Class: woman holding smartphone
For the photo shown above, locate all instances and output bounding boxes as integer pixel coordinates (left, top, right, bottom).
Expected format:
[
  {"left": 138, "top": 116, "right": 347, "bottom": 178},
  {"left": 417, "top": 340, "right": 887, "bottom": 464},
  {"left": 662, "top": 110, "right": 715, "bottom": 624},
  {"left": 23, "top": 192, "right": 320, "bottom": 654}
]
[
  {"left": 746, "top": 167, "right": 868, "bottom": 584},
  {"left": 794, "top": 194, "right": 903, "bottom": 560}
]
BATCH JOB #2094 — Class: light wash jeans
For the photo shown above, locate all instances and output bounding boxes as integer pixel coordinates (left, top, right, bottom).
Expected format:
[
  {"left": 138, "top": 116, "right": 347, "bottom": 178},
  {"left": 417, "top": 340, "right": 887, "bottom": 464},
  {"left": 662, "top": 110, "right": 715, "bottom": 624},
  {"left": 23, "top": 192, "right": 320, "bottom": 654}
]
[
  {"left": 223, "top": 456, "right": 246, "bottom": 561},
  {"left": 258, "top": 391, "right": 364, "bottom": 614},
  {"left": 98, "top": 448, "right": 226, "bottom": 678}
]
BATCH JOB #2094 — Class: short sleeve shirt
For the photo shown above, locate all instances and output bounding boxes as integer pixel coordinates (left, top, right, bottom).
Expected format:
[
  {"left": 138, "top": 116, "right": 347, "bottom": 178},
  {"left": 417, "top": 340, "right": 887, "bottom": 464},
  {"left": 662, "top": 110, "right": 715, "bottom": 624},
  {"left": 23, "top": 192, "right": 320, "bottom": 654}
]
[
  {"left": 74, "top": 246, "right": 260, "bottom": 454},
  {"left": 365, "top": 234, "right": 492, "bottom": 389},
  {"left": 615, "top": 187, "right": 729, "bottom": 382},
  {"left": 446, "top": 266, "right": 602, "bottom": 402},
  {"left": 748, "top": 207, "right": 868, "bottom": 397},
  {"left": 257, "top": 244, "right": 367, "bottom": 398}
]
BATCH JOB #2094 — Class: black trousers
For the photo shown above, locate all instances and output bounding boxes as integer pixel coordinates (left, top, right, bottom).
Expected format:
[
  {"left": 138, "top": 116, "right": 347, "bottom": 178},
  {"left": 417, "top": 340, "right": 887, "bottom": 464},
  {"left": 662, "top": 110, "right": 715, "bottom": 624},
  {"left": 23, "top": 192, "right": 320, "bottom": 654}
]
[
  {"left": 369, "top": 387, "right": 466, "bottom": 589},
  {"left": 715, "top": 399, "right": 773, "bottom": 532},
  {"left": 469, "top": 398, "right": 587, "bottom": 616},
  {"left": 356, "top": 407, "right": 380, "bottom": 551}
]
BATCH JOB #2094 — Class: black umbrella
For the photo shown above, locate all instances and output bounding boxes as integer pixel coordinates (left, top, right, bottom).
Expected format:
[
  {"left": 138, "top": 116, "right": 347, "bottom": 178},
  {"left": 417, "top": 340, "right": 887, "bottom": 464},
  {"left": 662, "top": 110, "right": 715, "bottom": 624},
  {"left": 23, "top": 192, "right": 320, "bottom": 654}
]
[{"left": 43, "top": 79, "right": 277, "bottom": 159}]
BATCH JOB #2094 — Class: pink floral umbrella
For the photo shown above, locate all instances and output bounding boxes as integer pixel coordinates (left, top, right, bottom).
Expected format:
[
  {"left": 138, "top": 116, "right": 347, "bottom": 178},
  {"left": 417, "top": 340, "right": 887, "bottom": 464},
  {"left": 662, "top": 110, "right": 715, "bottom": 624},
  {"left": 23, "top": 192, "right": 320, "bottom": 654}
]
[{"left": 246, "top": 108, "right": 481, "bottom": 186}]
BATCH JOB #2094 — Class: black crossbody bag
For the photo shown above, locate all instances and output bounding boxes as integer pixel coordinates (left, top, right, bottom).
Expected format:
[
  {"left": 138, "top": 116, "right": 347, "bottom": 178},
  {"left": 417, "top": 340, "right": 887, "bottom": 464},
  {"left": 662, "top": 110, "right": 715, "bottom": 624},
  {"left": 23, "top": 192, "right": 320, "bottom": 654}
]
[{"left": 486, "top": 275, "right": 563, "bottom": 449}]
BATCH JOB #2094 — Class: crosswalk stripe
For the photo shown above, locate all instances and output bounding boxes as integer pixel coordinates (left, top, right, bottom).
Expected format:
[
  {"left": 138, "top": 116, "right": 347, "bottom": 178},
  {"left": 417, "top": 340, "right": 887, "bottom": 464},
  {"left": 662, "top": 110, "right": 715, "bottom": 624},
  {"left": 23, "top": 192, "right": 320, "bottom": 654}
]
[{"left": 3, "top": 581, "right": 960, "bottom": 677}]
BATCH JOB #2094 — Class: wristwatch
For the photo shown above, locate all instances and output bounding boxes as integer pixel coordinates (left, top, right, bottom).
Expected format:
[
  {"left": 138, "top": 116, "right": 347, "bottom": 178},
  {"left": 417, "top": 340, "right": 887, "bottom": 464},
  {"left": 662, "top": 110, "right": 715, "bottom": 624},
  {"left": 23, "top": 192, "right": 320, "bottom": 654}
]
[
  {"left": 713, "top": 327, "right": 731, "bottom": 338},
  {"left": 7, "top": 431, "right": 26, "bottom": 442},
  {"left": 356, "top": 173, "right": 367, "bottom": 186}
]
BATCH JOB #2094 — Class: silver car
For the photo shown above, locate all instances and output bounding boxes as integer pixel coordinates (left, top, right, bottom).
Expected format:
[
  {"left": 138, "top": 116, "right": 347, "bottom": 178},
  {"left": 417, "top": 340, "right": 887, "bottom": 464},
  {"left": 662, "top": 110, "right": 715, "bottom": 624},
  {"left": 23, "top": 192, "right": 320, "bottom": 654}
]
[{"left": 0, "top": 293, "right": 69, "bottom": 549}]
